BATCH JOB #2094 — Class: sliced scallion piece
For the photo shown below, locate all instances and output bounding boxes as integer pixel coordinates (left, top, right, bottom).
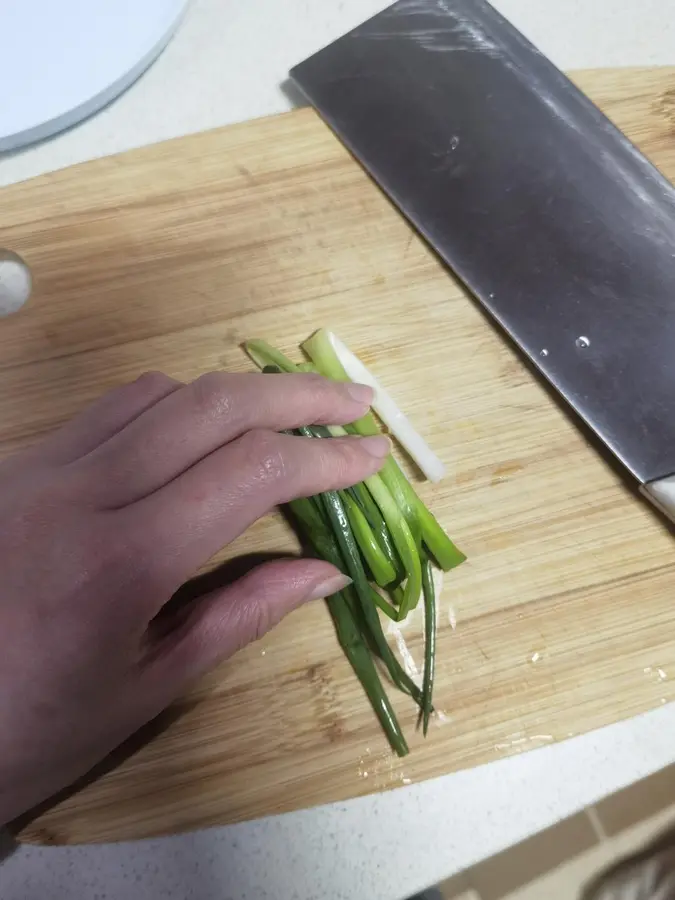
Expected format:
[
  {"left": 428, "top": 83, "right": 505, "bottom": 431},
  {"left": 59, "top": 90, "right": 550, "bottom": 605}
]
[
  {"left": 328, "top": 589, "right": 409, "bottom": 758},
  {"left": 362, "top": 472, "right": 422, "bottom": 621},
  {"left": 245, "top": 339, "right": 300, "bottom": 373},
  {"left": 347, "top": 482, "right": 404, "bottom": 583},
  {"left": 421, "top": 555, "right": 436, "bottom": 736},
  {"left": 305, "top": 329, "right": 445, "bottom": 482},
  {"left": 302, "top": 334, "right": 465, "bottom": 571},
  {"left": 342, "top": 492, "right": 397, "bottom": 587},
  {"left": 287, "top": 496, "right": 412, "bottom": 751}
]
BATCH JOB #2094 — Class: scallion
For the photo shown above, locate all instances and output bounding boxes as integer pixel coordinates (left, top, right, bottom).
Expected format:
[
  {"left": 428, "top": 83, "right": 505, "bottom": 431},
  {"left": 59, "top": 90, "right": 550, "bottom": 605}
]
[
  {"left": 245, "top": 337, "right": 466, "bottom": 755},
  {"left": 304, "top": 329, "right": 445, "bottom": 482}
]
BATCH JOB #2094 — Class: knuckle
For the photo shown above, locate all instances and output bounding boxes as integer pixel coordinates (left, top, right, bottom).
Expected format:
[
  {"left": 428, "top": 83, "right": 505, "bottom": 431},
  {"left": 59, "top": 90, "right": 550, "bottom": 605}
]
[
  {"left": 190, "top": 372, "right": 233, "bottom": 421},
  {"left": 112, "top": 511, "right": 171, "bottom": 591},
  {"left": 133, "top": 370, "right": 177, "bottom": 397},
  {"left": 302, "top": 372, "right": 342, "bottom": 407},
  {"left": 241, "top": 594, "right": 273, "bottom": 645},
  {"left": 300, "top": 436, "right": 369, "bottom": 496},
  {"left": 319, "top": 437, "right": 356, "bottom": 482},
  {"left": 93, "top": 518, "right": 140, "bottom": 575},
  {"left": 300, "top": 371, "right": 330, "bottom": 393},
  {"left": 240, "top": 429, "right": 287, "bottom": 487}
]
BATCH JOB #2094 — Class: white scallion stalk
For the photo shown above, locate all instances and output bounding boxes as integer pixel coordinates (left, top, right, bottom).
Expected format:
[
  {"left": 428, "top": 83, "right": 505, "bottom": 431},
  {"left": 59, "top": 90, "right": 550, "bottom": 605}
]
[{"left": 325, "top": 331, "right": 446, "bottom": 483}]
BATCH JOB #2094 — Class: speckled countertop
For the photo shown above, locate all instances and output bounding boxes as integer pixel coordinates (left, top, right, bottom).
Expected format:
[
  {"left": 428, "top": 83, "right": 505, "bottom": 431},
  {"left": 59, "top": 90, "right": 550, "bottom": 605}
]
[{"left": 1, "top": 1, "right": 675, "bottom": 898}]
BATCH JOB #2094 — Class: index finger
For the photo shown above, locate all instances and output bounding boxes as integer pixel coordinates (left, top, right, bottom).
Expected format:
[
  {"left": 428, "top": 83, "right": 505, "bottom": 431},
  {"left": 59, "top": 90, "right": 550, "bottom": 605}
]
[
  {"left": 78, "top": 372, "right": 373, "bottom": 508},
  {"left": 125, "top": 428, "right": 391, "bottom": 593}
]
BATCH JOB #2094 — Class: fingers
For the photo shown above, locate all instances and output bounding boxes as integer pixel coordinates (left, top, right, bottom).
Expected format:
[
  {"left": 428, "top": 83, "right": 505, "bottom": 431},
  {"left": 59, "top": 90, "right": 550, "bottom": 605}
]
[
  {"left": 76, "top": 372, "right": 373, "bottom": 508},
  {"left": 143, "top": 559, "right": 351, "bottom": 690},
  {"left": 128, "top": 429, "right": 390, "bottom": 591},
  {"left": 38, "top": 372, "right": 182, "bottom": 465}
]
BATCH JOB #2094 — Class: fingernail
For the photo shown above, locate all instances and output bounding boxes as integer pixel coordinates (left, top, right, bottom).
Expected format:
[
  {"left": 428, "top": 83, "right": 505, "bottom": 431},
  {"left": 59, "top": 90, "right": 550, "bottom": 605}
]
[
  {"left": 345, "top": 382, "right": 374, "bottom": 405},
  {"left": 359, "top": 434, "right": 392, "bottom": 458},
  {"left": 309, "top": 572, "right": 353, "bottom": 601}
]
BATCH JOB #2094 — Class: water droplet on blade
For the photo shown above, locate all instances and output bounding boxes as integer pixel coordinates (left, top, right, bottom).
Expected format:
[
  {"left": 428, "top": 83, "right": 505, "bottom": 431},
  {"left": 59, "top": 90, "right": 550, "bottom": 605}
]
[
  {"left": 540, "top": 348, "right": 549, "bottom": 357},
  {"left": 576, "top": 335, "right": 590, "bottom": 349}
]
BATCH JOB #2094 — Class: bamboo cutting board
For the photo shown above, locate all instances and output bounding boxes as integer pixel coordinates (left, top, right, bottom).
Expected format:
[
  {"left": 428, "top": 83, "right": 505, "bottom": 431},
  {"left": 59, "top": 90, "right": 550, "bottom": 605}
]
[{"left": 3, "top": 67, "right": 675, "bottom": 846}]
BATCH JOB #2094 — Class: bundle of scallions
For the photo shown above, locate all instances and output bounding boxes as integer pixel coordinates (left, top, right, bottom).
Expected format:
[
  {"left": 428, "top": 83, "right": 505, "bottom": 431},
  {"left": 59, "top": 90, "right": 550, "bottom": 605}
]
[{"left": 244, "top": 329, "right": 465, "bottom": 756}]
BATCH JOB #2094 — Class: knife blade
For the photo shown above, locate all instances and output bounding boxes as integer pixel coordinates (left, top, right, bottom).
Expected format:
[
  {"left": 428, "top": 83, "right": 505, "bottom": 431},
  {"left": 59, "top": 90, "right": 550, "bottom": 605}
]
[{"left": 290, "top": 0, "right": 675, "bottom": 522}]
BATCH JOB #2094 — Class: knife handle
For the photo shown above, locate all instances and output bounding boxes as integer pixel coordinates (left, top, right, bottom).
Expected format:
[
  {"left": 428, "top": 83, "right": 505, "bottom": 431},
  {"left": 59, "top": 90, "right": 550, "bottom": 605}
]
[{"left": 642, "top": 478, "right": 675, "bottom": 525}]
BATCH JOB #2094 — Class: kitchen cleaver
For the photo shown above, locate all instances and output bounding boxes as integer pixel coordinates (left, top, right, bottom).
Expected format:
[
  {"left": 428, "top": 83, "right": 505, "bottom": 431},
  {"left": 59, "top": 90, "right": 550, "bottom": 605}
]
[{"left": 291, "top": 0, "right": 675, "bottom": 523}]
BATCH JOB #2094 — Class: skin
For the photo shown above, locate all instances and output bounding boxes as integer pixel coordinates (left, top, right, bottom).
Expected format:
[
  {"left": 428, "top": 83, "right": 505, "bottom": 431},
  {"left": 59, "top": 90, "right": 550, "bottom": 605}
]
[{"left": 0, "top": 370, "right": 389, "bottom": 826}]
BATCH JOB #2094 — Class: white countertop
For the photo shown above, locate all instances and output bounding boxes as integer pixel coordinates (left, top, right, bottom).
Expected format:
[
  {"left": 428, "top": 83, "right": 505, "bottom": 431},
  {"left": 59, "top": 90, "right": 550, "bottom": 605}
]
[{"left": 1, "top": 1, "right": 674, "bottom": 898}]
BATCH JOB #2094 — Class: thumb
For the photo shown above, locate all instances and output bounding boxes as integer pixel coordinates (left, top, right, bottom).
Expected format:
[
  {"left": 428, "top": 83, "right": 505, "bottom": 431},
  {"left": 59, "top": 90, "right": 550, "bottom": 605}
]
[{"left": 144, "top": 559, "right": 351, "bottom": 692}]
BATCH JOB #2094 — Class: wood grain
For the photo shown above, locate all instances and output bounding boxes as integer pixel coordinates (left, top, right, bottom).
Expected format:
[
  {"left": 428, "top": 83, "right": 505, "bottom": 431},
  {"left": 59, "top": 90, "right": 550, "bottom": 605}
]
[{"left": 2, "top": 67, "right": 675, "bottom": 845}]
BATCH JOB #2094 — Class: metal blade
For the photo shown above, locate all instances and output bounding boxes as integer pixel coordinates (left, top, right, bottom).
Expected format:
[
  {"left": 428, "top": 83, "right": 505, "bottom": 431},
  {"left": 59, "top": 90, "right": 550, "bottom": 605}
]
[{"left": 291, "top": 0, "right": 675, "bottom": 486}]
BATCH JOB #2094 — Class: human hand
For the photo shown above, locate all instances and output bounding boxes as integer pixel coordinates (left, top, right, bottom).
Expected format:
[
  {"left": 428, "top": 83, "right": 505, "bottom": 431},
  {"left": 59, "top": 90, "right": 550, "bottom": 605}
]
[{"left": 0, "top": 370, "right": 388, "bottom": 825}]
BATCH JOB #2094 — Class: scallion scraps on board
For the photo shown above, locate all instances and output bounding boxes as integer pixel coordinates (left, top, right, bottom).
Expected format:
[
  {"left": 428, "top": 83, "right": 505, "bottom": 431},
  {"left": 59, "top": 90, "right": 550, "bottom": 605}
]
[{"left": 244, "top": 330, "right": 465, "bottom": 755}]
